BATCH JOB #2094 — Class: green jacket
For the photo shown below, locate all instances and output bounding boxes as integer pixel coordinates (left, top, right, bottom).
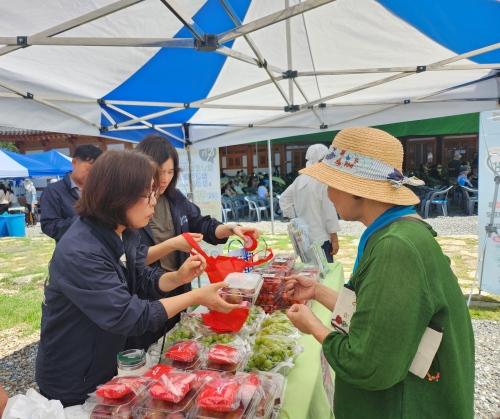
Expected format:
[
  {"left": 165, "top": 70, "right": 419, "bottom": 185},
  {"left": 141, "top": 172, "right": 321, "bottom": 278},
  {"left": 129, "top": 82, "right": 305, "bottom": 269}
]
[{"left": 323, "top": 219, "right": 474, "bottom": 419}]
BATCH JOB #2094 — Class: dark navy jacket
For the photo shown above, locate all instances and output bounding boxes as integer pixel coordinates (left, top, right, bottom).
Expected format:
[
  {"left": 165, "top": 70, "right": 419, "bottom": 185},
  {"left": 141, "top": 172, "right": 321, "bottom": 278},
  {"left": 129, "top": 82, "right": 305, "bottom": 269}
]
[
  {"left": 40, "top": 174, "right": 79, "bottom": 241},
  {"left": 36, "top": 217, "right": 168, "bottom": 403},
  {"left": 126, "top": 189, "right": 226, "bottom": 350},
  {"left": 140, "top": 188, "right": 226, "bottom": 271}
]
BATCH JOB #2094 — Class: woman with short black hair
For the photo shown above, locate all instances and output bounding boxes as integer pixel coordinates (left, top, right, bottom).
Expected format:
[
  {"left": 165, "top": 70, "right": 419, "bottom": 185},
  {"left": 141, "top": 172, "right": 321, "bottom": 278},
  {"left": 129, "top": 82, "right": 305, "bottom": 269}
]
[{"left": 36, "top": 150, "right": 239, "bottom": 406}]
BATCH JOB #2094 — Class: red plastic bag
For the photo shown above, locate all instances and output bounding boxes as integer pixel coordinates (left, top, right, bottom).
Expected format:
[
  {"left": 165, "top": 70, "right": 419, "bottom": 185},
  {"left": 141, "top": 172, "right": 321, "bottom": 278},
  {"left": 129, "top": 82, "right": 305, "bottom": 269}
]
[
  {"left": 149, "top": 372, "right": 196, "bottom": 403},
  {"left": 95, "top": 377, "right": 149, "bottom": 399},
  {"left": 202, "top": 307, "right": 249, "bottom": 333},
  {"left": 197, "top": 378, "right": 241, "bottom": 412},
  {"left": 183, "top": 233, "right": 273, "bottom": 283},
  {"left": 165, "top": 340, "right": 199, "bottom": 363},
  {"left": 208, "top": 344, "right": 240, "bottom": 365}
]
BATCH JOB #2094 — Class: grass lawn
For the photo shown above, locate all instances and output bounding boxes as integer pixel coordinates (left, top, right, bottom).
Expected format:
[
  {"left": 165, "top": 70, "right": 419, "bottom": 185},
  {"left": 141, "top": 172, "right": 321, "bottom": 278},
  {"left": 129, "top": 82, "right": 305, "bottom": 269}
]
[{"left": 0, "top": 233, "right": 498, "bottom": 337}]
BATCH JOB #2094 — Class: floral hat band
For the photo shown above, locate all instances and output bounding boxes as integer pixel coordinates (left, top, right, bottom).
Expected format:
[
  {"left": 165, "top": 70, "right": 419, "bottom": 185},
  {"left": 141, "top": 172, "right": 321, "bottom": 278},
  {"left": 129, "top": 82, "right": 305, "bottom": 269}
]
[{"left": 322, "top": 145, "right": 425, "bottom": 189}]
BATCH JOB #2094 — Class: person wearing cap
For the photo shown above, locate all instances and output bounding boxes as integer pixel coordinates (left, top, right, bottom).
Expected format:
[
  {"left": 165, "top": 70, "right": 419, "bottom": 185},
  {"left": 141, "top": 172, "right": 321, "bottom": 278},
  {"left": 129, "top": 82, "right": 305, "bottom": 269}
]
[
  {"left": 285, "top": 127, "right": 474, "bottom": 418},
  {"left": 279, "top": 144, "right": 340, "bottom": 261}
]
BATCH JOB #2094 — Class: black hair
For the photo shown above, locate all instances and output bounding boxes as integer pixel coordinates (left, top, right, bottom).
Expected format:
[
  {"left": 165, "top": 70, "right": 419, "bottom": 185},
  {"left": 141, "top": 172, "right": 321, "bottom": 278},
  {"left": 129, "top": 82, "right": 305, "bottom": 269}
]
[
  {"left": 73, "top": 144, "right": 102, "bottom": 162},
  {"left": 136, "top": 135, "right": 179, "bottom": 197},
  {"left": 0, "top": 183, "right": 6, "bottom": 193},
  {"left": 77, "top": 150, "right": 157, "bottom": 229}
]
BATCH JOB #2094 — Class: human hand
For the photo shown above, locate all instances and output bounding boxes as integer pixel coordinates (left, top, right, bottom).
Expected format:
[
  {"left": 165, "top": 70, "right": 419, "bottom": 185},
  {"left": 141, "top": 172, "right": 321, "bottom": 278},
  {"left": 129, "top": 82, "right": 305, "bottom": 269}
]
[
  {"left": 232, "top": 225, "right": 260, "bottom": 242},
  {"left": 175, "top": 253, "right": 206, "bottom": 285},
  {"left": 331, "top": 233, "right": 339, "bottom": 256},
  {"left": 287, "top": 304, "right": 327, "bottom": 340},
  {"left": 194, "top": 282, "right": 243, "bottom": 313},
  {"left": 284, "top": 275, "right": 317, "bottom": 301},
  {"left": 169, "top": 233, "right": 203, "bottom": 253}
]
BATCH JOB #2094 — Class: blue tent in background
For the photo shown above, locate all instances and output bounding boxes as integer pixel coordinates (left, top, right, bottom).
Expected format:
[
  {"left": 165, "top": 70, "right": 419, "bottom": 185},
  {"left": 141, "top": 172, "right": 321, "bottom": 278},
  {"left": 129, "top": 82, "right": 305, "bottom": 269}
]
[
  {"left": 27, "top": 150, "right": 72, "bottom": 175},
  {"left": 1, "top": 150, "right": 71, "bottom": 177}
]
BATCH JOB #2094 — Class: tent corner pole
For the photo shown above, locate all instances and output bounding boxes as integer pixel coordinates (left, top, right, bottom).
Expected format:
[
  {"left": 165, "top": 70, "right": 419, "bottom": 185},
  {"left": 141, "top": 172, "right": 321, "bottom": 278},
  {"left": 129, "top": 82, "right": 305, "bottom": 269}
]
[
  {"left": 267, "top": 139, "right": 275, "bottom": 235},
  {"left": 183, "top": 123, "right": 194, "bottom": 201}
]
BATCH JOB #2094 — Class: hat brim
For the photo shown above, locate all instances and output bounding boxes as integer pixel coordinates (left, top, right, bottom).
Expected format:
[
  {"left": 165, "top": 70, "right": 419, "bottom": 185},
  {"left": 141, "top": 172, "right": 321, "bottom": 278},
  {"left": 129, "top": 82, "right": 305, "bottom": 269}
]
[{"left": 300, "top": 162, "right": 420, "bottom": 206}]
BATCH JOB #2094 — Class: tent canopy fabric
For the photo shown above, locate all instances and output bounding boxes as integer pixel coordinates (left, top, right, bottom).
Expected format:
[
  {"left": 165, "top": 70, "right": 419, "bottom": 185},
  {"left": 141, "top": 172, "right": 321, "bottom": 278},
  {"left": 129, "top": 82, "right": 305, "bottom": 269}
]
[
  {"left": 28, "top": 150, "right": 73, "bottom": 174},
  {"left": 0, "top": 0, "right": 498, "bottom": 148},
  {"left": 0, "top": 150, "right": 29, "bottom": 178},
  {"left": 0, "top": 150, "right": 72, "bottom": 177}
]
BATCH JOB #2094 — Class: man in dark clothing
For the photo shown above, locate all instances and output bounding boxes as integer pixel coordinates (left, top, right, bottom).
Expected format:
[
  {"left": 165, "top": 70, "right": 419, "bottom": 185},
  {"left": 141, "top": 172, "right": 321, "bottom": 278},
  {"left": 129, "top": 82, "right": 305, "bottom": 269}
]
[{"left": 40, "top": 145, "right": 101, "bottom": 241}]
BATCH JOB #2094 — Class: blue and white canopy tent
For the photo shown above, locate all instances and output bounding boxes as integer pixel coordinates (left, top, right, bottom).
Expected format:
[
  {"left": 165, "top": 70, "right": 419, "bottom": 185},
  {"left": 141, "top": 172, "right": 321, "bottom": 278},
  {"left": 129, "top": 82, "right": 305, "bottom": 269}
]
[
  {"left": 0, "top": 149, "right": 72, "bottom": 178},
  {"left": 0, "top": 0, "right": 499, "bottom": 231},
  {"left": 0, "top": 0, "right": 498, "bottom": 147}
]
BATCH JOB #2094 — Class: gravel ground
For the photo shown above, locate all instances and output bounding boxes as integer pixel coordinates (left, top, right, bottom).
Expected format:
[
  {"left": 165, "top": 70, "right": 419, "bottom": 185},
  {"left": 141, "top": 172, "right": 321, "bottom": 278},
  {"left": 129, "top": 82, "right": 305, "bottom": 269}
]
[
  {"left": 0, "top": 320, "right": 497, "bottom": 418},
  {"left": 244, "top": 215, "right": 478, "bottom": 237}
]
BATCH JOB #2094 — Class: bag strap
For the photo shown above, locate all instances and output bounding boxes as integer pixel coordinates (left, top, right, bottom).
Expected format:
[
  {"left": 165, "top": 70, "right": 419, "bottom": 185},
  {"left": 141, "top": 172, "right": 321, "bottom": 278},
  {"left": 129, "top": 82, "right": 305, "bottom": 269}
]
[
  {"left": 244, "top": 248, "right": 274, "bottom": 267},
  {"left": 182, "top": 232, "right": 210, "bottom": 259}
]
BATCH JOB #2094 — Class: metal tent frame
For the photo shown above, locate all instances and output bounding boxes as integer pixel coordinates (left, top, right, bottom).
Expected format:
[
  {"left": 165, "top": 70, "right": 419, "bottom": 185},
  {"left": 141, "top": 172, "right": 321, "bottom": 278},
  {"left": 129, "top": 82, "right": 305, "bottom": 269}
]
[{"left": 1, "top": 0, "right": 499, "bottom": 233}]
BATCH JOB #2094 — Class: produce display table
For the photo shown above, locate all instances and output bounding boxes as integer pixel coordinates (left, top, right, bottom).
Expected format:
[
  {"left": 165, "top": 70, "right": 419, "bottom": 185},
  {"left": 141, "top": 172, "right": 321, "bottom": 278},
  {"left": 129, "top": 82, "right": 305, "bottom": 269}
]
[
  {"left": 39, "top": 262, "right": 346, "bottom": 419},
  {"left": 279, "top": 262, "right": 344, "bottom": 419}
]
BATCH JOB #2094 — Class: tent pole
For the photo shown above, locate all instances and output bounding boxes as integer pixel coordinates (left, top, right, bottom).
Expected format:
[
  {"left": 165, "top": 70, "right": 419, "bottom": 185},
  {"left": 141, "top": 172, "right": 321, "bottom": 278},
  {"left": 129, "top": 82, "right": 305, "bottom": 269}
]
[
  {"left": 218, "top": 0, "right": 335, "bottom": 44},
  {"left": 0, "top": 0, "right": 144, "bottom": 57},
  {"left": 104, "top": 103, "right": 185, "bottom": 143},
  {"left": 285, "top": 0, "right": 293, "bottom": 104},
  {"left": 267, "top": 139, "right": 275, "bottom": 235},
  {"left": 219, "top": 0, "right": 290, "bottom": 105},
  {"left": 184, "top": 124, "right": 194, "bottom": 200}
]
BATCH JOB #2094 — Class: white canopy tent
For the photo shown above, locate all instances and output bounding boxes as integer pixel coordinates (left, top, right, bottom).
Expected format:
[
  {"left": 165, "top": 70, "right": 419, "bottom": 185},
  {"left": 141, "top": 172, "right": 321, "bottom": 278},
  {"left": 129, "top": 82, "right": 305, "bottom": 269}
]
[
  {"left": 0, "top": 0, "right": 499, "bottom": 231},
  {"left": 0, "top": 0, "right": 498, "bottom": 145}
]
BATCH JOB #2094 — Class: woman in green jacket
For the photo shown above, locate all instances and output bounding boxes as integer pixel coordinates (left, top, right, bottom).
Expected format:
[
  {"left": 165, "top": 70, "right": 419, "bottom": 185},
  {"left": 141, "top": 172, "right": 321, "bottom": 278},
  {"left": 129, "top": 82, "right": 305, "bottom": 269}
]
[{"left": 286, "top": 127, "right": 474, "bottom": 419}]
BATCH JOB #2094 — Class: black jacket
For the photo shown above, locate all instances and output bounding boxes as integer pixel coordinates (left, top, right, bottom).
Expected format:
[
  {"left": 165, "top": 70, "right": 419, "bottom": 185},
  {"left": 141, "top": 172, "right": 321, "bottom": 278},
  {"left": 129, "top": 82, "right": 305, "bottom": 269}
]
[
  {"left": 36, "top": 217, "right": 168, "bottom": 403},
  {"left": 139, "top": 188, "right": 227, "bottom": 271},
  {"left": 126, "top": 189, "right": 227, "bottom": 350},
  {"left": 40, "top": 174, "right": 79, "bottom": 241}
]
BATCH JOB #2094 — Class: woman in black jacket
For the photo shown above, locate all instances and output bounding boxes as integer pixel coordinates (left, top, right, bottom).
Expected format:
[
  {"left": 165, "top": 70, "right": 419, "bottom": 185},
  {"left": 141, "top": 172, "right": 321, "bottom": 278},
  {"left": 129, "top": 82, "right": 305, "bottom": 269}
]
[
  {"left": 36, "top": 150, "right": 239, "bottom": 406},
  {"left": 130, "top": 135, "right": 259, "bottom": 348}
]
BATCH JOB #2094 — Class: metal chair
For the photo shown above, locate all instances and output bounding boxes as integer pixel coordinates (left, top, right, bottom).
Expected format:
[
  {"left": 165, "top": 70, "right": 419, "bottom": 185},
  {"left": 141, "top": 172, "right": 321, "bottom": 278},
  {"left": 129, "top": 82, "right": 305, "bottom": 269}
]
[
  {"left": 460, "top": 186, "right": 478, "bottom": 215},
  {"left": 221, "top": 196, "right": 234, "bottom": 223},
  {"left": 230, "top": 196, "right": 247, "bottom": 220},
  {"left": 423, "top": 185, "right": 454, "bottom": 218},
  {"left": 244, "top": 196, "right": 268, "bottom": 222}
]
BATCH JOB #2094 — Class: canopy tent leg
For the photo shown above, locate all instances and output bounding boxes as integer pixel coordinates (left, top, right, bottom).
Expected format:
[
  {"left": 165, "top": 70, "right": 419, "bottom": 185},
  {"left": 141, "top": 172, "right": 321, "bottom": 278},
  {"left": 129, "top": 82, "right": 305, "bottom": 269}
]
[
  {"left": 268, "top": 139, "right": 275, "bottom": 235},
  {"left": 183, "top": 123, "right": 194, "bottom": 200}
]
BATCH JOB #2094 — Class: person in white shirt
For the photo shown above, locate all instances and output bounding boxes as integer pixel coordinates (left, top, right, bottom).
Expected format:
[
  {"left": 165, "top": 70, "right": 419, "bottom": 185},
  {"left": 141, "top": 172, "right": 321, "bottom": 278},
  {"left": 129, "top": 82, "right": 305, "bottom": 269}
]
[
  {"left": 0, "top": 184, "right": 9, "bottom": 214},
  {"left": 23, "top": 179, "right": 38, "bottom": 225},
  {"left": 279, "top": 144, "right": 340, "bottom": 262}
]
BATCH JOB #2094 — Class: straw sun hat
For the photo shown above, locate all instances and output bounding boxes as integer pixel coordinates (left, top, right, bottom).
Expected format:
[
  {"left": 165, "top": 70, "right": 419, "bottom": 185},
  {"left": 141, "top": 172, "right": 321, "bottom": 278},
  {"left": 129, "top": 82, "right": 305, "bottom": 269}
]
[{"left": 300, "top": 127, "right": 423, "bottom": 206}]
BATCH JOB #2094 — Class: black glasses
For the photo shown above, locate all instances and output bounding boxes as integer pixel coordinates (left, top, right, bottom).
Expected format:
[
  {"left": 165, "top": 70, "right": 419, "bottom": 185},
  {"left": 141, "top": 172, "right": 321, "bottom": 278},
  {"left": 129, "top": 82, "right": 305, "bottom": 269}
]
[{"left": 140, "top": 190, "right": 158, "bottom": 205}]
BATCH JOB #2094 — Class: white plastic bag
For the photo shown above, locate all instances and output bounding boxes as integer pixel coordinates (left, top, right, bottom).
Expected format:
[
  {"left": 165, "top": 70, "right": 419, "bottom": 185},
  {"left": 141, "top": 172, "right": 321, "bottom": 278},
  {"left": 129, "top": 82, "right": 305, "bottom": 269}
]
[{"left": 2, "top": 389, "right": 65, "bottom": 419}]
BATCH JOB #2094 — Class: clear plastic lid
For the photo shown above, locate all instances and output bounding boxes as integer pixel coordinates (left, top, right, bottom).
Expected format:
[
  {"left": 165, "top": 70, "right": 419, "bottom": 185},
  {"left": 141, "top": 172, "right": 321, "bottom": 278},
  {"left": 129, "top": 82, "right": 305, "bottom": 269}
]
[
  {"left": 221, "top": 273, "right": 263, "bottom": 305},
  {"left": 89, "top": 376, "right": 152, "bottom": 419},
  {"left": 225, "top": 272, "right": 262, "bottom": 290},
  {"left": 192, "top": 374, "right": 262, "bottom": 419},
  {"left": 205, "top": 344, "right": 248, "bottom": 373},
  {"left": 163, "top": 340, "right": 203, "bottom": 371},
  {"left": 252, "top": 372, "right": 286, "bottom": 418}
]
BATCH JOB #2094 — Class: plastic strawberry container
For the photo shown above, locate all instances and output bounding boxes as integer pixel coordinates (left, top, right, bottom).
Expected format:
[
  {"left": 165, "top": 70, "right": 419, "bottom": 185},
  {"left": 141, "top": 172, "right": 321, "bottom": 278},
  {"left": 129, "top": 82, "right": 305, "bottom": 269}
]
[
  {"left": 163, "top": 340, "right": 203, "bottom": 370},
  {"left": 206, "top": 344, "right": 248, "bottom": 373},
  {"left": 89, "top": 376, "right": 152, "bottom": 419},
  {"left": 220, "top": 273, "right": 263, "bottom": 305},
  {"left": 133, "top": 371, "right": 200, "bottom": 418}
]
